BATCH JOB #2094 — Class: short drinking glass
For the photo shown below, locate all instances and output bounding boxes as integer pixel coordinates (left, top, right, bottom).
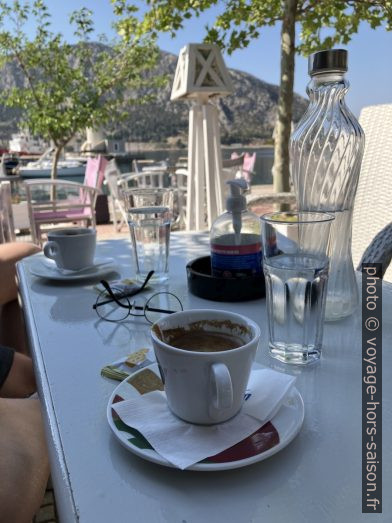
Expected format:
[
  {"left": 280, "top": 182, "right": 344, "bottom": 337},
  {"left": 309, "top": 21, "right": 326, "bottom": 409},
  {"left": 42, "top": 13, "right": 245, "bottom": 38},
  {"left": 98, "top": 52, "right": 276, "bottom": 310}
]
[
  {"left": 261, "top": 211, "right": 334, "bottom": 365},
  {"left": 124, "top": 188, "right": 174, "bottom": 283}
]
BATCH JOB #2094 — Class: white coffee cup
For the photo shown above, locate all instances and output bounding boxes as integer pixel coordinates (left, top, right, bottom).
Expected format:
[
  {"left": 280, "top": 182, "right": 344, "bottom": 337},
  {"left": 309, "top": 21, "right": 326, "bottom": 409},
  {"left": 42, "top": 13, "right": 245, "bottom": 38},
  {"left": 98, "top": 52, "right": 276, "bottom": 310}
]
[
  {"left": 151, "top": 309, "right": 260, "bottom": 425},
  {"left": 43, "top": 228, "right": 96, "bottom": 271}
]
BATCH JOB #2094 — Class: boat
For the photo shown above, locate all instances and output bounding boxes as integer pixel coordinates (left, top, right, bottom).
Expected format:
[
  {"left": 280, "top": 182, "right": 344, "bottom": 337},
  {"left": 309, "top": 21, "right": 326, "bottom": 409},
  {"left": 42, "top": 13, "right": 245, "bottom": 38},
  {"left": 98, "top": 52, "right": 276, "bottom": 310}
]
[
  {"left": 9, "top": 132, "right": 46, "bottom": 155},
  {"left": 18, "top": 148, "right": 87, "bottom": 179},
  {"left": 0, "top": 153, "right": 20, "bottom": 175}
]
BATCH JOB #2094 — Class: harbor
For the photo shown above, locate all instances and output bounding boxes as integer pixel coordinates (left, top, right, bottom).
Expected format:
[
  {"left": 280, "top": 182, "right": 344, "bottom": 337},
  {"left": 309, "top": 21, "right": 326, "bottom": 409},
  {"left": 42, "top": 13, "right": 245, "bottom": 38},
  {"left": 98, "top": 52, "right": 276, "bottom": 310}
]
[{"left": 2, "top": 145, "right": 275, "bottom": 185}]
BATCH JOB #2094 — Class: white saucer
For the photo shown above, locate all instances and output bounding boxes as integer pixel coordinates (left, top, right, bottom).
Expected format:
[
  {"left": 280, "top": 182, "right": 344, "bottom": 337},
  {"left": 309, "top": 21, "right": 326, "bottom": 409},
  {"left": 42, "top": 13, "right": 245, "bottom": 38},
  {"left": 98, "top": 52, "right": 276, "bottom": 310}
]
[
  {"left": 107, "top": 363, "right": 304, "bottom": 471},
  {"left": 29, "top": 256, "right": 117, "bottom": 281}
]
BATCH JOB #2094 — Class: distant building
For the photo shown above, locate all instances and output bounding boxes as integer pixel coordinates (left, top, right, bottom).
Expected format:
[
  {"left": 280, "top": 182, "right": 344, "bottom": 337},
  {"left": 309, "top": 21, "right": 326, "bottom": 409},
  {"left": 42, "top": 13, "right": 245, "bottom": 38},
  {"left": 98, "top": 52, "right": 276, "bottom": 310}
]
[
  {"left": 9, "top": 132, "right": 47, "bottom": 155},
  {"left": 79, "top": 128, "right": 126, "bottom": 155},
  {"left": 107, "top": 139, "right": 126, "bottom": 154}
]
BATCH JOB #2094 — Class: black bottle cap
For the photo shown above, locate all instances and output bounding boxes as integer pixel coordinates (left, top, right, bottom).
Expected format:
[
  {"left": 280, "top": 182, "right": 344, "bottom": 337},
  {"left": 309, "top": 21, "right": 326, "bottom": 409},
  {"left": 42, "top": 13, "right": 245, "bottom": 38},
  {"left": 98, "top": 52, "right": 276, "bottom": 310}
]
[{"left": 308, "top": 49, "right": 347, "bottom": 76}]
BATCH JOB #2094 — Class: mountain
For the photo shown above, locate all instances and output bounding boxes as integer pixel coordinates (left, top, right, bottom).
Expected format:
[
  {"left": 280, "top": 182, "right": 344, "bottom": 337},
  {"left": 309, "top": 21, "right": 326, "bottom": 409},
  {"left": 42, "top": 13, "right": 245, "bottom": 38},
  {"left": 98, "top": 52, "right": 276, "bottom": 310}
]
[
  {"left": 114, "top": 51, "right": 308, "bottom": 145},
  {"left": 0, "top": 48, "right": 308, "bottom": 145}
]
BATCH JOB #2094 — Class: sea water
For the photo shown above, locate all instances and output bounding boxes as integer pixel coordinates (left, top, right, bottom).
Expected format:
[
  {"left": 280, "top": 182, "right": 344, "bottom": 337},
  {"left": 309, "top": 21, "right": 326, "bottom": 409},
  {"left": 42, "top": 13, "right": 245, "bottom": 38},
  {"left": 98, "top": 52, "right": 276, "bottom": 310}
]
[{"left": 264, "top": 253, "right": 329, "bottom": 364}]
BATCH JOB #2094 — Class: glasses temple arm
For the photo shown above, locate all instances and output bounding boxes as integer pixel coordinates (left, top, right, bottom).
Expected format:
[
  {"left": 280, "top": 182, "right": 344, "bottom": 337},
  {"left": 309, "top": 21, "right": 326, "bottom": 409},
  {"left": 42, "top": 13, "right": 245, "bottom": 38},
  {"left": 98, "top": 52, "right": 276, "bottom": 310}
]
[
  {"left": 139, "top": 270, "right": 155, "bottom": 290},
  {"left": 93, "top": 275, "right": 156, "bottom": 310},
  {"left": 93, "top": 280, "right": 131, "bottom": 310},
  {"left": 142, "top": 305, "right": 176, "bottom": 314}
]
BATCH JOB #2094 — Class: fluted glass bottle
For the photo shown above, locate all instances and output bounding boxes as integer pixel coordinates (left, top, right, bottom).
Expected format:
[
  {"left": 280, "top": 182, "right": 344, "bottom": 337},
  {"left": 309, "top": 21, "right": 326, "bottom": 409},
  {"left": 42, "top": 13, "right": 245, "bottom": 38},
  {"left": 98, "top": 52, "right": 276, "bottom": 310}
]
[{"left": 290, "top": 49, "right": 365, "bottom": 321}]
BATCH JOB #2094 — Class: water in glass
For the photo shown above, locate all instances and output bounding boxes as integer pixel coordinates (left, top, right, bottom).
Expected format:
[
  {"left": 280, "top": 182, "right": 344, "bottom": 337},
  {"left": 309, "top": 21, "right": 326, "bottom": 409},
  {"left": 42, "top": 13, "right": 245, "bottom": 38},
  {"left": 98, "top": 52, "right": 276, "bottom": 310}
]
[
  {"left": 264, "top": 252, "right": 329, "bottom": 364},
  {"left": 128, "top": 206, "right": 170, "bottom": 283}
]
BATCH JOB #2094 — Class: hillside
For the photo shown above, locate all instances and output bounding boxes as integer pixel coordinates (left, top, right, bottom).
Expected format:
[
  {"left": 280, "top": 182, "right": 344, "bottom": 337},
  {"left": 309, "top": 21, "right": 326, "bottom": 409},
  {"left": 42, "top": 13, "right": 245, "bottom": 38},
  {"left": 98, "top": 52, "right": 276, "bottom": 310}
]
[{"left": 0, "top": 48, "right": 308, "bottom": 145}]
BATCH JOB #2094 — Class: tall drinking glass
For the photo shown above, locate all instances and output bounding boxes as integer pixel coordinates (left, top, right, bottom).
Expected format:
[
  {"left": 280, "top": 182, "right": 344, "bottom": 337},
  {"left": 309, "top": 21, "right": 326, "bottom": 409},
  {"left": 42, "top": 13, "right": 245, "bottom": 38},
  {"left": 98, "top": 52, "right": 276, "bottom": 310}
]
[
  {"left": 124, "top": 188, "right": 174, "bottom": 283},
  {"left": 261, "top": 212, "right": 334, "bottom": 365}
]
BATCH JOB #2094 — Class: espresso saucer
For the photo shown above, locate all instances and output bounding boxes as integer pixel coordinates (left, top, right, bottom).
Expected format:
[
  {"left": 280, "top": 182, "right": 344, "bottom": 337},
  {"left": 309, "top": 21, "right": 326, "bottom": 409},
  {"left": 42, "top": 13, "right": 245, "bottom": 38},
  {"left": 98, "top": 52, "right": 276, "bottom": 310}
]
[
  {"left": 107, "top": 363, "right": 304, "bottom": 471},
  {"left": 29, "top": 255, "right": 116, "bottom": 281}
]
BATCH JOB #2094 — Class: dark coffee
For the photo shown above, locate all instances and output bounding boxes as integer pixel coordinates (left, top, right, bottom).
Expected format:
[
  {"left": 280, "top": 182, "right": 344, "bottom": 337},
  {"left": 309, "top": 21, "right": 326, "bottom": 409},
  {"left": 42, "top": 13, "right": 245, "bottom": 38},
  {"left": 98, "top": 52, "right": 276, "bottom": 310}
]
[
  {"left": 53, "top": 231, "right": 81, "bottom": 236},
  {"left": 166, "top": 329, "right": 244, "bottom": 352},
  {"left": 49, "top": 228, "right": 93, "bottom": 237},
  {"left": 57, "top": 230, "right": 89, "bottom": 236}
]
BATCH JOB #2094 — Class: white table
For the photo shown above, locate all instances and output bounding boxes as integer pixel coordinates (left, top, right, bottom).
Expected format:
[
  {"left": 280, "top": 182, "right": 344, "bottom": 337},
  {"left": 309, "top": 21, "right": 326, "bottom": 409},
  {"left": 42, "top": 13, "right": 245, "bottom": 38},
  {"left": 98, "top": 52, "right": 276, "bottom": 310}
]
[{"left": 17, "top": 233, "right": 392, "bottom": 522}]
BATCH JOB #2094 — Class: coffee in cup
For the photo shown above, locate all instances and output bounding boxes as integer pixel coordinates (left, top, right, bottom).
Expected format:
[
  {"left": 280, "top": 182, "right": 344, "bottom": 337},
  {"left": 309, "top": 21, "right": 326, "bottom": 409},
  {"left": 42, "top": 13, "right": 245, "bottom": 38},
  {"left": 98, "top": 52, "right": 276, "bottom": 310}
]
[
  {"left": 43, "top": 227, "right": 96, "bottom": 271},
  {"left": 161, "top": 328, "right": 244, "bottom": 352},
  {"left": 151, "top": 309, "right": 260, "bottom": 425}
]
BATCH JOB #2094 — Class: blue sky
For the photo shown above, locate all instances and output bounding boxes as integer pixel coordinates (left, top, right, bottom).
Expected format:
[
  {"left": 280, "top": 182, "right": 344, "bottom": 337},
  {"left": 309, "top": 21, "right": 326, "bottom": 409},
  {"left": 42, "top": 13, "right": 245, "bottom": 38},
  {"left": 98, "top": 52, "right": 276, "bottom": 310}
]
[{"left": 25, "top": 1, "right": 392, "bottom": 116}]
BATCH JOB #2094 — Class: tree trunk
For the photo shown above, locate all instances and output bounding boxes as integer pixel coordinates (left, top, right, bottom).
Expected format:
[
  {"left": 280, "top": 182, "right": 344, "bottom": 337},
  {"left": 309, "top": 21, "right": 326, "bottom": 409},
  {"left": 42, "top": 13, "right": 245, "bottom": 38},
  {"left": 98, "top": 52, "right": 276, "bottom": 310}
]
[
  {"left": 51, "top": 146, "right": 62, "bottom": 180},
  {"left": 50, "top": 145, "right": 62, "bottom": 200},
  {"left": 272, "top": 0, "right": 297, "bottom": 207}
]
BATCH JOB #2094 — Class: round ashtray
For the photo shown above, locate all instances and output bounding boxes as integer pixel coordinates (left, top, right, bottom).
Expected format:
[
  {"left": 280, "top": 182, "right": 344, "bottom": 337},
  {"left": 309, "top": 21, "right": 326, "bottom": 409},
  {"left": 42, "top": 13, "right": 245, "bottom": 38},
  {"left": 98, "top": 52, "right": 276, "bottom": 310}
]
[{"left": 186, "top": 256, "right": 265, "bottom": 302}]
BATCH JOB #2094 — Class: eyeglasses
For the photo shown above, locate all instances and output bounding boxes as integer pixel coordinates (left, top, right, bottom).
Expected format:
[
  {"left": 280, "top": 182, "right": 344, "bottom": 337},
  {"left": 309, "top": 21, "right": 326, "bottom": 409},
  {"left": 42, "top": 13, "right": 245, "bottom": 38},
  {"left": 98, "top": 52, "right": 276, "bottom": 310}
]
[{"left": 93, "top": 274, "right": 183, "bottom": 324}]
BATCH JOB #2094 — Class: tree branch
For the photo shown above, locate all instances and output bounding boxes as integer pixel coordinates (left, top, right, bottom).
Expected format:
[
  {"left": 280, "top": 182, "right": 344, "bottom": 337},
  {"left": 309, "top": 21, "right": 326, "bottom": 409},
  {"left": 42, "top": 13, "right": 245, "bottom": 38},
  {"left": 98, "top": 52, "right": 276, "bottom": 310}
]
[{"left": 12, "top": 48, "right": 44, "bottom": 111}]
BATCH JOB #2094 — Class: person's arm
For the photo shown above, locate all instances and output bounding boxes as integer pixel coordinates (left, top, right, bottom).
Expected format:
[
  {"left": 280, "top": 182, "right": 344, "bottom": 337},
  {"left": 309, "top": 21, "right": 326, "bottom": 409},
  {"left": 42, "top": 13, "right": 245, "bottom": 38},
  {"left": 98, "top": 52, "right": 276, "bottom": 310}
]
[
  {"left": 0, "top": 346, "right": 36, "bottom": 398},
  {"left": 0, "top": 242, "right": 41, "bottom": 306},
  {"left": 0, "top": 242, "right": 41, "bottom": 355},
  {"left": 0, "top": 397, "right": 49, "bottom": 522}
]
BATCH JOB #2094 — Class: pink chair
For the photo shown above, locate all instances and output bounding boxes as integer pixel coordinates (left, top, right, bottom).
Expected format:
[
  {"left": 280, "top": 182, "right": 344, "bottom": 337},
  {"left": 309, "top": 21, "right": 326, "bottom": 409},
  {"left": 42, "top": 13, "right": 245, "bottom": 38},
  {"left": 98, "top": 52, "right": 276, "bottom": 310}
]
[
  {"left": 229, "top": 152, "right": 256, "bottom": 183},
  {"left": 242, "top": 153, "right": 256, "bottom": 183},
  {"left": 24, "top": 156, "right": 108, "bottom": 245},
  {"left": 223, "top": 154, "right": 244, "bottom": 184}
]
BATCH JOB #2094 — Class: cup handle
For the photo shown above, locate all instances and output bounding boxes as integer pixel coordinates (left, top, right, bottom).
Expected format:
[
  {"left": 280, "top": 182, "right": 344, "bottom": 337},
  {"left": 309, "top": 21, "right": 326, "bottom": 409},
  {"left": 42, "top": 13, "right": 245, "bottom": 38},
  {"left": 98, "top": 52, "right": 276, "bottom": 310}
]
[
  {"left": 43, "top": 241, "right": 62, "bottom": 264},
  {"left": 210, "top": 362, "right": 233, "bottom": 411}
]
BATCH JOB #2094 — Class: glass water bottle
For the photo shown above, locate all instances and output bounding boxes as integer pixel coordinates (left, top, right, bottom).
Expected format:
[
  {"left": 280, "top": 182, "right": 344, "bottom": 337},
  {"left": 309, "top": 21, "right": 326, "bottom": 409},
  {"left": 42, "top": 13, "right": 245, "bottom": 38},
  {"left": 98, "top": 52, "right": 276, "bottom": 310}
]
[{"left": 290, "top": 49, "right": 365, "bottom": 321}]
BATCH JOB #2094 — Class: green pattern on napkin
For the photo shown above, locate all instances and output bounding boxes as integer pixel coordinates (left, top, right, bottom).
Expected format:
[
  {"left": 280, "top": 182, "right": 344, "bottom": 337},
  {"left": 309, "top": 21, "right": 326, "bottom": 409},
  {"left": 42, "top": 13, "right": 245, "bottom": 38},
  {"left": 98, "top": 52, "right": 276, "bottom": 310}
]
[{"left": 114, "top": 418, "right": 152, "bottom": 450}]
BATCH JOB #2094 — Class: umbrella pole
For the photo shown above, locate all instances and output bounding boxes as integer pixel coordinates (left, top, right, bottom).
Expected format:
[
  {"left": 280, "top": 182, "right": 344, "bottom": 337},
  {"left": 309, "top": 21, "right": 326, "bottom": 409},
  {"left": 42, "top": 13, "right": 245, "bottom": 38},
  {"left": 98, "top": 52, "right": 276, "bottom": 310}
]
[{"left": 186, "top": 100, "right": 224, "bottom": 231}]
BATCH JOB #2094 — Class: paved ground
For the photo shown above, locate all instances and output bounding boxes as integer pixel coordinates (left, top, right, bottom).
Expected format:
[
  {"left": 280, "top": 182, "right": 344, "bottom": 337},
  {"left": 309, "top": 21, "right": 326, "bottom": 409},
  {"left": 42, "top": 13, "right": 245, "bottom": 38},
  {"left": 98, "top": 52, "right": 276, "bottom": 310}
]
[{"left": 33, "top": 480, "right": 57, "bottom": 523}]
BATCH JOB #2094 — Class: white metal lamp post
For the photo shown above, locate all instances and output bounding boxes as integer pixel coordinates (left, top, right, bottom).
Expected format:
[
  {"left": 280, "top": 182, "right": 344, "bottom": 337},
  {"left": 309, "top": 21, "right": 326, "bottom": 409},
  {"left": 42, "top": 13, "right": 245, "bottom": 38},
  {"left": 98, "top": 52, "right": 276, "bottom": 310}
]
[{"left": 171, "top": 43, "right": 233, "bottom": 230}]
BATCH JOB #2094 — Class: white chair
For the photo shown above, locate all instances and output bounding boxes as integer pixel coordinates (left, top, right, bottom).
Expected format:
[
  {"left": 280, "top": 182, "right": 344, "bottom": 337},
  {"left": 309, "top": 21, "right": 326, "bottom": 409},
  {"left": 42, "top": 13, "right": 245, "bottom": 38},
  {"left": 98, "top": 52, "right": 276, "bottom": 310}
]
[
  {"left": 352, "top": 104, "right": 392, "bottom": 282},
  {"left": 121, "top": 169, "right": 168, "bottom": 189},
  {"left": 121, "top": 168, "right": 188, "bottom": 229},
  {"left": 169, "top": 168, "right": 188, "bottom": 229},
  {"left": 132, "top": 159, "right": 160, "bottom": 173},
  {"left": 0, "top": 181, "right": 16, "bottom": 243},
  {"left": 104, "top": 159, "right": 167, "bottom": 232},
  {"left": 104, "top": 159, "right": 129, "bottom": 232}
]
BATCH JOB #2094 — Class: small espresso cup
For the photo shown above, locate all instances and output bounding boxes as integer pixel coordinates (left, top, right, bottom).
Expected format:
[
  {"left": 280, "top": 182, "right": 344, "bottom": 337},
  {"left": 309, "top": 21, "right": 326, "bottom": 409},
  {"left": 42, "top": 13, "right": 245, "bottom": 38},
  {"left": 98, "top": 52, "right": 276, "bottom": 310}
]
[
  {"left": 151, "top": 309, "right": 260, "bottom": 425},
  {"left": 43, "top": 228, "right": 96, "bottom": 271}
]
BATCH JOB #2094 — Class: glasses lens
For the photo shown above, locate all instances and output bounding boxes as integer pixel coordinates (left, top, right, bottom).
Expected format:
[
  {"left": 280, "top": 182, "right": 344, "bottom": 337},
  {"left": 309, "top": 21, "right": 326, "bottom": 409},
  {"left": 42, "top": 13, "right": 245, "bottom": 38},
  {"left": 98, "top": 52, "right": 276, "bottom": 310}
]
[
  {"left": 144, "top": 292, "right": 183, "bottom": 324},
  {"left": 95, "top": 287, "right": 131, "bottom": 322}
]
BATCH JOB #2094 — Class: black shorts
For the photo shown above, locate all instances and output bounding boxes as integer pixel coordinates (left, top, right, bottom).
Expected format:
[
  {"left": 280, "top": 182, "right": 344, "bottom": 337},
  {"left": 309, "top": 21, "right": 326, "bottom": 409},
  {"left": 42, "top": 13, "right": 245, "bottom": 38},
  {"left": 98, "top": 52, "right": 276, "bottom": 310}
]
[{"left": 0, "top": 345, "right": 15, "bottom": 389}]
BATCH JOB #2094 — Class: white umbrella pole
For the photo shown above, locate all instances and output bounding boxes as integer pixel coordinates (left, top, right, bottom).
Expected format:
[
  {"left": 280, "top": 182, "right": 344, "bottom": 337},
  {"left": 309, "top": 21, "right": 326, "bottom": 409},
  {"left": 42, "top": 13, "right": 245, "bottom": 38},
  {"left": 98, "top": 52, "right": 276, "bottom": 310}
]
[
  {"left": 186, "top": 107, "right": 196, "bottom": 230},
  {"left": 210, "top": 104, "right": 225, "bottom": 216},
  {"left": 202, "top": 104, "right": 216, "bottom": 229},
  {"left": 171, "top": 43, "right": 233, "bottom": 230},
  {"left": 195, "top": 106, "right": 205, "bottom": 230},
  {"left": 187, "top": 105, "right": 206, "bottom": 231}
]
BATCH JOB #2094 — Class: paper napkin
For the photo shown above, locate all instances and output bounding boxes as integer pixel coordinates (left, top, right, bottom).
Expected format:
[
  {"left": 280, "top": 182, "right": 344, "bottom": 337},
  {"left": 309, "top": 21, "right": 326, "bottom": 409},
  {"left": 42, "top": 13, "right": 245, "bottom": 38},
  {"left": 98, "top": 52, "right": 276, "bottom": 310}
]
[{"left": 112, "top": 368, "right": 296, "bottom": 470}]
